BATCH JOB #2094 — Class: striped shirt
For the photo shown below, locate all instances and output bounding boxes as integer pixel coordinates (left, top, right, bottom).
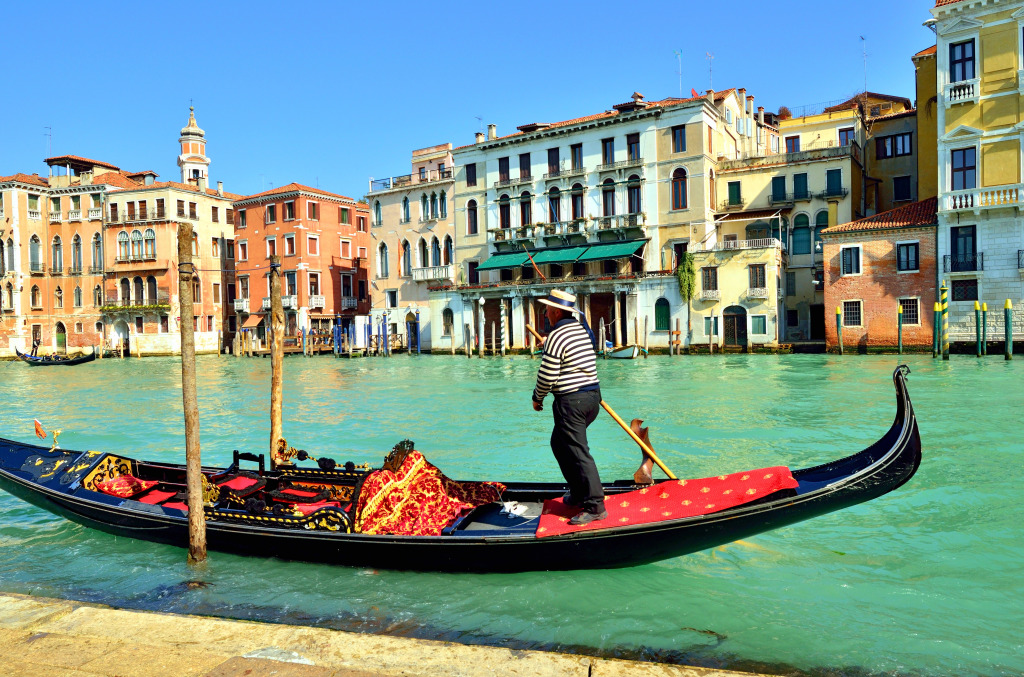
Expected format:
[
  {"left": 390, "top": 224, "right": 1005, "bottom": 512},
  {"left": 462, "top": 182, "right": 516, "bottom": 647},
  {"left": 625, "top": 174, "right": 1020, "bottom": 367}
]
[{"left": 532, "top": 318, "right": 599, "bottom": 402}]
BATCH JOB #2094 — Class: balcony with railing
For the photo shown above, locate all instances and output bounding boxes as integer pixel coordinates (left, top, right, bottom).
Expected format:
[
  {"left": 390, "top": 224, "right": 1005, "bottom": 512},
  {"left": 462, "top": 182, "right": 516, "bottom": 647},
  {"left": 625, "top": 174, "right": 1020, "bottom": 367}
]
[
  {"left": 720, "top": 198, "right": 746, "bottom": 211},
  {"left": 27, "top": 209, "right": 41, "bottom": 220},
  {"left": 88, "top": 208, "right": 102, "bottom": 220},
  {"left": 411, "top": 265, "right": 452, "bottom": 282},
  {"left": 68, "top": 210, "right": 82, "bottom": 221},
  {"left": 488, "top": 225, "right": 536, "bottom": 243},
  {"left": 691, "top": 238, "right": 783, "bottom": 253},
  {"left": 768, "top": 192, "right": 795, "bottom": 206},
  {"left": 369, "top": 168, "right": 454, "bottom": 192},
  {"left": 942, "top": 184, "right": 1023, "bottom": 213},
  {"left": 49, "top": 266, "right": 64, "bottom": 276},
  {"left": 493, "top": 174, "right": 533, "bottom": 189},
  {"left": 543, "top": 166, "right": 587, "bottom": 180},
  {"left": 261, "top": 295, "right": 297, "bottom": 310},
  {"left": 594, "top": 213, "right": 645, "bottom": 232},
  {"left": 309, "top": 295, "right": 325, "bottom": 309},
  {"left": 29, "top": 262, "right": 45, "bottom": 274},
  {"left": 49, "top": 212, "right": 62, "bottom": 223},
  {"left": 698, "top": 289, "right": 721, "bottom": 301},
  {"left": 542, "top": 219, "right": 588, "bottom": 237},
  {"left": 818, "top": 187, "right": 849, "bottom": 200},
  {"left": 88, "top": 265, "right": 104, "bottom": 274},
  {"left": 68, "top": 266, "right": 83, "bottom": 276},
  {"left": 944, "top": 78, "right": 979, "bottom": 107},
  {"left": 746, "top": 287, "right": 770, "bottom": 299},
  {"left": 342, "top": 297, "right": 358, "bottom": 309},
  {"left": 596, "top": 157, "right": 644, "bottom": 172},
  {"left": 944, "top": 253, "right": 984, "bottom": 273},
  {"left": 100, "top": 291, "right": 171, "bottom": 311},
  {"left": 719, "top": 141, "right": 862, "bottom": 171},
  {"left": 111, "top": 255, "right": 167, "bottom": 270},
  {"left": 234, "top": 298, "right": 250, "bottom": 313}
]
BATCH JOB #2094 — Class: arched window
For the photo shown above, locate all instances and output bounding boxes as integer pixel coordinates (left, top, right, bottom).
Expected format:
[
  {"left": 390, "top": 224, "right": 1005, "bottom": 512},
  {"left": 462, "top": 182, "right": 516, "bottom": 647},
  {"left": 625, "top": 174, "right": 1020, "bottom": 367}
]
[
  {"left": 672, "top": 168, "right": 687, "bottom": 210},
  {"left": 792, "top": 214, "right": 811, "bottom": 255},
  {"left": 374, "top": 200, "right": 382, "bottom": 225},
  {"left": 71, "top": 234, "right": 82, "bottom": 272},
  {"left": 417, "top": 238, "right": 428, "bottom": 268},
  {"left": 439, "top": 191, "right": 447, "bottom": 219},
  {"left": 52, "top": 236, "right": 63, "bottom": 271},
  {"left": 602, "top": 179, "right": 616, "bottom": 217},
  {"left": 91, "top": 233, "right": 102, "bottom": 270},
  {"left": 130, "top": 230, "right": 143, "bottom": 259},
  {"left": 0, "top": 239, "right": 5, "bottom": 276},
  {"left": 442, "top": 308, "right": 454, "bottom": 336},
  {"left": 708, "top": 169, "right": 716, "bottom": 207},
  {"left": 519, "top": 192, "right": 532, "bottom": 226},
  {"left": 548, "top": 187, "right": 561, "bottom": 223},
  {"left": 402, "top": 196, "right": 410, "bottom": 223},
  {"left": 443, "top": 235, "right": 453, "bottom": 265},
  {"left": 93, "top": 285, "right": 102, "bottom": 307},
  {"left": 117, "top": 231, "right": 129, "bottom": 260},
  {"left": 377, "top": 242, "right": 389, "bottom": 277},
  {"left": 29, "top": 235, "right": 41, "bottom": 271},
  {"left": 192, "top": 275, "right": 201, "bottom": 303},
  {"left": 147, "top": 276, "right": 157, "bottom": 303},
  {"left": 499, "top": 194, "right": 510, "bottom": 229},
  {"left": 95, "top": 321, "right": 103, "bottom": 335},
  {"left": 73, "top": 285, "right": 82, "bottom": 307},
  {"left": 814, "top": 211, "right": 829, "bottom": 250},
  {"left": 431, "top": 237, "right": 441, "bottom": 267},
  {"left": 5, "top": 283, "right": 13, "bottom": 310},
  {"left": 571, "top": 183, "right": 584, "bottom": 220},
  {"left": 120, "top": 277, "right": 130, "bottom": 302},
  {"left": 420, "top": 194, "right": 428, "bottom": 220},
  {"left": 654, "top": 298, "right": 671, "bottom": 331},
  {"left": 54, "top": 286, "right": 63, "bottom": 309},
  {"left": 627, "top": 175, "right": 642, "bottom": 214},
  {"left": 144, "top": 228, "right": 156, "bottom": 258},
  {"left": 401, "top": 240, "right": 412, "bottom": 276},
  {"left": 30, "top": 285, "right": 40, "bottom": 307},
  {"left": 6, "top": 238, "right": 14, "bottom": 272},
  {"left": 133, "top": 276, "right": 144, "bottom": 303},
  {"left": 467, "top": 199, "right": 478, "bottom": 235},
  {"left": 430, "top": 193, "right": 438, "bottom": 219}
]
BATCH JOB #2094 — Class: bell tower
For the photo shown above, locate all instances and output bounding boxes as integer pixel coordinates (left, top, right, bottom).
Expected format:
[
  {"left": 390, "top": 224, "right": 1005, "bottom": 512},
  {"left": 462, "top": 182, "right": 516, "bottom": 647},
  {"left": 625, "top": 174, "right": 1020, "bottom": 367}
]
[{"left": 177, "top": 106, "right": 210, "bottom": 184}]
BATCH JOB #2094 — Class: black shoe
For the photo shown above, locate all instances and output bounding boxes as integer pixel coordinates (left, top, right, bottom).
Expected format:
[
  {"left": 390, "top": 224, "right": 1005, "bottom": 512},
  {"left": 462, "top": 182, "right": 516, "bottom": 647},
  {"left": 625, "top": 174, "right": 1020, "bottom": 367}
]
[
  {"left": 561, "top": 491, "right": 581, "bottom": 507},
  {"left": 568, "top": 510, "right": 608, "bottom": 526}
]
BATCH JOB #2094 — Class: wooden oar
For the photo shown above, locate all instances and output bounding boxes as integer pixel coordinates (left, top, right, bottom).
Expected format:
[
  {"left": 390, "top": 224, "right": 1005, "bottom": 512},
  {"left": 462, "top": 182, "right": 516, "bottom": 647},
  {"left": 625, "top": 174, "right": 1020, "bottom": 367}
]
[{"left": 525, "top": 324, "right": 677, "bottom": 481}]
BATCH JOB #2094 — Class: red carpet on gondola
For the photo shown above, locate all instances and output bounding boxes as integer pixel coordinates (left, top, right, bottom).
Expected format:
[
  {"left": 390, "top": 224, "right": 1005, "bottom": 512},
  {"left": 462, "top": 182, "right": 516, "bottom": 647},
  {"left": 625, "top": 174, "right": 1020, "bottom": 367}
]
[{"left": 536, "top": 466, "right": 799, "bottom": 538}]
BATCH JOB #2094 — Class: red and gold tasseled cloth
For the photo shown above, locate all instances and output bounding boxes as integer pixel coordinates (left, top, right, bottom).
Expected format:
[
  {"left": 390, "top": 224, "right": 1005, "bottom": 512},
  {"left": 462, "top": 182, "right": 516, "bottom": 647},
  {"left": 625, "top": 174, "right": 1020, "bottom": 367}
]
[
  {"left": 354, "top": 450, "right": 505, "bottom": 536},
  {"left": 536, "top": 466, "right": 799, "bottom": 538}
]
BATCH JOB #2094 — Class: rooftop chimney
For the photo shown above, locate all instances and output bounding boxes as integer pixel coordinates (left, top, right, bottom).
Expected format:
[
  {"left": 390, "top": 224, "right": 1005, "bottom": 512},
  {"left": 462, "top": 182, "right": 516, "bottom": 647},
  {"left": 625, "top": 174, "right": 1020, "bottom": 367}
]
[
  {"left": 81, "top": 171, "right": 93, "bottom": 186},
  {"left": 705, "top": 89, "right": 715, "bottom": 105},
  {"left": 198, "top": 176, "right": 207, "bottom": 191},
  {"left": 475, "top": 132, "right": 485, "bottom": 144},
  {"left": 217, "top": 181, "right": 224, "bottom": 196},
  {"left": 758, "top": 106, "right": 765, "bottom": 125},
  {"left": 738, "top": 88, "right": 747, "bottom": 107},
  {"left": 487, "top": 124, "right": 497, "bottom": 141}
]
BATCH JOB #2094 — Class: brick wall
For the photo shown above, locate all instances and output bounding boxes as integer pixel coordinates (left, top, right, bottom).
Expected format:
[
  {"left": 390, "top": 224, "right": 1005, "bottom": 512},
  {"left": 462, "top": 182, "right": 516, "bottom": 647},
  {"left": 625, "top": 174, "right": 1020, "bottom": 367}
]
[{"left": 823, "top": 225, "right": 937, "bottom": 349}]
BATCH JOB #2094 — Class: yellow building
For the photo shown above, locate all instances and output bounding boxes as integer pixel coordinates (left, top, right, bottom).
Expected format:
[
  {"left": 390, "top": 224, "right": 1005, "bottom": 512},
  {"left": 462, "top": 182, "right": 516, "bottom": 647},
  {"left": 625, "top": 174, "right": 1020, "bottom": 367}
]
[
  {"left": 914, "top": 45, "right": 939, "bottom": 200},
  {"left": 930, "top": 0, "right": 1024, "bottom": 339}
]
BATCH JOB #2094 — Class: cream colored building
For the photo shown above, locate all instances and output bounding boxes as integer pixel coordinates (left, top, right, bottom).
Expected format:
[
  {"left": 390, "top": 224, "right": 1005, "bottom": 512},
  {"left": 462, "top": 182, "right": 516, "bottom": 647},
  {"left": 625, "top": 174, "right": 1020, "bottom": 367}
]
[{"left": 366, "top": 144, "right": 455, "bottom": 351}]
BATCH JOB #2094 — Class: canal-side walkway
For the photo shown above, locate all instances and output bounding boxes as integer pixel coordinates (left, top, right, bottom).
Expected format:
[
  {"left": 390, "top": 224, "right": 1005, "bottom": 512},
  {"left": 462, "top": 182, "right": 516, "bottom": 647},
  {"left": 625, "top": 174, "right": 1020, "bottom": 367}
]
[{"left": 0, "top": 592, "right": 763, "bottom": 677}]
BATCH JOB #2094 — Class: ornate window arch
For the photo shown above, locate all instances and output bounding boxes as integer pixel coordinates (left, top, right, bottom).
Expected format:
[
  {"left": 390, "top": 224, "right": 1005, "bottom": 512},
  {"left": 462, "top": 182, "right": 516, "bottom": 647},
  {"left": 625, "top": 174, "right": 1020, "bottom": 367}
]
[
  {"left": 627, "top": 174, "right": 642, "bottom": 214},
  {"left": 654, "top": 298, "right": 671, "bottom": 331},
  {"left": 6, "top": 237, "right": 14, "bottom": 272},
  {"left": 498, "top": 194, "right": 511, "bottom": 229},
  {"left": 792, "top": 213, "right": 812, "bottom": 255},
  {"left": 130, "top": 230, "right": 143, "bottom": 258},
  {"left": 144, "top": 228, "right": 156, "bottom": 258},
  {"left": 377, "top": 242, "right": 389, "bottom": 277},
  {"left": 373, "top": 200, "right": 382, "bottom": 225},
  {"left": 431, "top": 236, "right": 441, "bottom": 267},
  {"left": 71, "top": 234, "right": 82, "bottom": 272},
  {"left": 442, "top": 308, "right": 454, "bottom": 336},
  {"left": 29, "top": 235, "right": 41, "bottom": 270},
  {"left": 120, "top": 277, "right": 130, "bottom": 302},
  {"left": 571, "top": 183, "right": 584, "bottom": 220},
  {"left": 519, "top": 191, "right": 532, "bottom": 226},
  {"left": 5, "top": 282, "right": 14, "bottom": 309},
  {"left": 417, "top": 237, "right": 428, "bottom": 268},
  {"left": 672, "top": 168, "right": 688, "bottom": 210},
  {"left": 420, "top": 194, "right": 428, "bottom": 219},
  {"left": 443, "top": 235, "right": 453, "bottom": 265},
  {"left": 91, "top": 232, "right": 102, "bottom": 269},
  {"left": 133, "top": 276, "right": 144, "bottom": 302},
  {"left": 548, "top": 187, "right": 561, "bottom": 223},
  {"left": 402, "top": 196, "right": 410, "bottom": 223},
  {"left": 117, "top": 231, "right": 129, "bottom": 260},
  {"left": 430, "top": 192, "right": 438, "bottom": 219},
  {"left": 814, "top": 210, "right": 829, "bottom": 249},
  {"left": 602, "top": 179, "right": 616, "bottom": 217},
  {"left": 30, "top": 285, "right": 40, "bottom": 307},
  {"left": 401, "top": 240, "right": 412, "bottom": 276},
  {"left": 74, "top": 285, "right": 83, "bottom": 307},
  {"left": 54, "top": 285, "right": 63, "bottom": 309},
  {"left": 147, "top": 276, "right": 157, "bottom": 303},
  {"left": 439, "top": 191, "right": 447, "bottom": 219},
  {"left": 51, "top": 235, "right": 63, "bottom": 270},
  {"left": 93, "top": 284, "right": 102, "bottom": 307},
  {"left": 466, "top": 199, "right": 478, "bottom": 235}
]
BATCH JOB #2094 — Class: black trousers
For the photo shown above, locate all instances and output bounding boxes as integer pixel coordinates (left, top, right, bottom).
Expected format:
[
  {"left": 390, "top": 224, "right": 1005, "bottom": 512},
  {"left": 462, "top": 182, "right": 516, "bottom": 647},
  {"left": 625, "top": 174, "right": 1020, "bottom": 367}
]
[{"left": 551, "top": 389, "right": 604, "bottom": 514}]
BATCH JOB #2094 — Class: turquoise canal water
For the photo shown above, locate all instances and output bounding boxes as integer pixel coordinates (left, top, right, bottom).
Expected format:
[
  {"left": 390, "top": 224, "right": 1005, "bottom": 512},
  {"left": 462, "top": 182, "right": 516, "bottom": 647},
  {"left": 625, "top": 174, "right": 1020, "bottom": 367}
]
[{"left": 1, "top": 353, "right": 1021, "bottom": 676}]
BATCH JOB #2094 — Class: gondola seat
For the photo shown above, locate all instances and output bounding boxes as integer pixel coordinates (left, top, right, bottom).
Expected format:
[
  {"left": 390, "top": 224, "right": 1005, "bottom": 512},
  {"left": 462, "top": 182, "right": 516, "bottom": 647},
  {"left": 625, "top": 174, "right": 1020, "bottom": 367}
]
[
  {"left": 95, "top": 474, "right": 158, "bottom": 499},
  {"left": 213, "top": 471, "right": 266, "bottom": 503}
]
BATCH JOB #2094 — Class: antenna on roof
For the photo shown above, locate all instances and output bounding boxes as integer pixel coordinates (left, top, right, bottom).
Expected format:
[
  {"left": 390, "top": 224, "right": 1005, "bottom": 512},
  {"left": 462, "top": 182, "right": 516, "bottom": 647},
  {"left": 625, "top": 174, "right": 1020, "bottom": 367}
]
[
  {"left": 705, "top": 53, "right": 714, "bottom": 89},
  {"left": 474, "top": 116, "right": 483, "bottom": 133},
  {"left": 674, "top": 50, "right": 682, "bottom": 97},
  {"left": 43, "top": 126, "right": 52, "bottom": 157},
  {"left": 860, "top": 36, "right": 868, "bottom": 95}
]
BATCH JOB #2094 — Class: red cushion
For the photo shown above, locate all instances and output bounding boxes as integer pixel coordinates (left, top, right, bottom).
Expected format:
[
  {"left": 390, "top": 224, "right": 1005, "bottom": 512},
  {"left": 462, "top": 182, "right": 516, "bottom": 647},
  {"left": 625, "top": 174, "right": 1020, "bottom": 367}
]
[
  {"left": 162, "top": 501, "right": 188, "bottom": 512},
  {"left": 279, "top": 488, "right": 320, "bottom": 498},
  {"left": 96, "top": 475, "right": 158, "bottom": 499},
  {"left": 218, "top": 476, "right": 259, "bottom": 491},
  {"left": 138, "top": 489, "right": 177, "bottom": 505},
  {"left": 291, "top": 501, "right": 342, "bottom": 516}
]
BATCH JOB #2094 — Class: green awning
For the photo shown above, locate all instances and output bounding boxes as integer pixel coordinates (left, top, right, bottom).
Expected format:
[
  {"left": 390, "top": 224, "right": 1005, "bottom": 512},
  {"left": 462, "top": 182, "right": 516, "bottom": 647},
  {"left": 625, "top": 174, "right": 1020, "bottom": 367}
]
[
  {"left": 476, "top": 252, "right": 530, "bottom": 271},
  {"left": 576, "top": 240, "right": 646, "bottom": 262},
  {"left": 530, "top": 246, "right": 590, "bottom": 265}
]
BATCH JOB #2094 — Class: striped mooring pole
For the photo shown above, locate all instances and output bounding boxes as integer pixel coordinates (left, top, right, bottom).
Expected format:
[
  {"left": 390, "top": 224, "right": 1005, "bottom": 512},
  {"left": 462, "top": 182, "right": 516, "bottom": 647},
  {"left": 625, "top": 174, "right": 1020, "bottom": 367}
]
[
  {"left": 415, "top": 310, "right": 421, "bottom": 355},
  {"left": 898, "top": 304, "right": 903, "bottom": 355},
  {"left": 836, "top": 305, "right": 843, "bottom": 355},
  {"left": 932, "top": 302, "right": 940, "bottom": 358},
  {"left": 975, "top": 301, "right": 982, "bottom": 357},
  {"left": 1005, "top": 299, "right": 1013, "bottom": 361},
  {"left": 940, "top": 280, "right": 949, "bottom": 360},
  {"left": 982, "top": 302, "right": 988, "bottom": 355}
]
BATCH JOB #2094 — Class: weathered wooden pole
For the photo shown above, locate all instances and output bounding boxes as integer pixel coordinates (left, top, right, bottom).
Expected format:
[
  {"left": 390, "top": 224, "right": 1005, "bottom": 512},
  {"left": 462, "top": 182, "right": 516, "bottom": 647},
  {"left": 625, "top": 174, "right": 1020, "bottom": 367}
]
[
  {"left": 974, "top": 301, "right": 982, "bottom": 357},
  {"left": 477, "top": 299, "right": 485, "bottom": 358},
  {"left": 708, "top": 315, "right": 713, "bottom": 354},
  {"left": 897, "top": 304, "right": 903, "bottom": 355},
  {"left": 530, "top": 328, "right": 536, "bottom": 358},
  {"left": 490, "top": 321, "right": 496, "bottom": 357},
  {"left": 465, "top": 323, "right": 471, "bottom": 358},
  {"left": 599, "top": 317, "right": 606, "bottom": 358},
  {"left": 1005, "top": 299, "right": 1013, "bottom": 360},
  {"left": 836, "top": 306, "right": 843, "bottom": 355},
  {"left": 268, "top": 254, "right": 284, "bottom": 470},
  {"left": 932, "top": 302, "right": 940, "bottom": 358},
  {"left": 176, "top": 222, "right": 206, "bottom": 565},
  {"left": 416, "top": 310, "right": 422, "bottom": 355},
  {"left": 643, "top": 316, "right": 649, "bottom": 358},
  {"left": 633, "top": 316, "right": 639, "bottom": 347},
  {"left": 982, "top": 302, "right": 988, "bottom": 355}
]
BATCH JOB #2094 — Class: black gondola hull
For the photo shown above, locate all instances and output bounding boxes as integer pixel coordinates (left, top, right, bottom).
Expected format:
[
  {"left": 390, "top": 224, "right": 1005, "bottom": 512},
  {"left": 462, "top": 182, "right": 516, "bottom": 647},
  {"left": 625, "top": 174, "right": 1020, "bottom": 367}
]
[
  {"left": 14, "top": 347, "right": 97, "bottom": 366},
  {"left": 0, "top": 368, "right": 921, "bottom": 572}
]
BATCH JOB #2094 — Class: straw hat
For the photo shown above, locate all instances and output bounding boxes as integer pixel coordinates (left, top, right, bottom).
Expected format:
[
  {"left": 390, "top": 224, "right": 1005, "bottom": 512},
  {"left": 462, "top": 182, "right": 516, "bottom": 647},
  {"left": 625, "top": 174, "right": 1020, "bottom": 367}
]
[{"left": 537, "top": 289, "right": 581, "bottom": 314}]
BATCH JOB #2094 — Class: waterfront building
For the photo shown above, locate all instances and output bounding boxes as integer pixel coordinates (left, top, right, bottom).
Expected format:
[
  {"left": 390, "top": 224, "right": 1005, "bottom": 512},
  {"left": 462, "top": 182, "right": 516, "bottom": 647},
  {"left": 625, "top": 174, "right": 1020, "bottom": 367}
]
[
  {"left": 231, "top": 184, "right": 370, "bottom": 343},
  {"left": 929, "top": 0, "right": 1024, "bottom": 340},
  {"left": 438, "top": 89, "right": 782, "bottom": 352},
  {"left": 913, "top": 45, "right": 940, "bottom": 202},
  {"left": 822, "top": 197, "right": 938, "bottom": 350},
  {"left": 365, "top": 144, "right": 455, "bottom": 351}
]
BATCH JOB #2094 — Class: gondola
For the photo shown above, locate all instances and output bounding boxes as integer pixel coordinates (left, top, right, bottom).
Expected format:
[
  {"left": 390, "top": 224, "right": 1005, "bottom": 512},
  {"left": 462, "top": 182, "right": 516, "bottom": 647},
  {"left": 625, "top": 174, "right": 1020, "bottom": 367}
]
[
  {"left": 602, "top": 345, "right": 641, "bottom": 359},
  {"left": 0, "top": 366, "right": 920, "bottom": 572},
  {"left": 14, "top": 347, "right": 97, "bottom": 367}
]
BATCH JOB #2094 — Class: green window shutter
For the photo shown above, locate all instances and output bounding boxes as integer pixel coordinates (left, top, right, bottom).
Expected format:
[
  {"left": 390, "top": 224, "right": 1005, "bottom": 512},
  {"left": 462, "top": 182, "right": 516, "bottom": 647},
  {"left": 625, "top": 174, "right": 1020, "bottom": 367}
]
[
  {"left": 771, "top": 176, "right": 786, "bottom": 200},
  {"left": 655, "top": 299, "right": 670, "bottom": 331},
  {"left": 827, "top": 169, "right": 841, "bottom": 194},
  {"left": 794, "top": 174, "right": 808, "bottom": 198},
  {"left": 728, "top": 182, "right": 741, "bottom": 205},
  {"left": 752, "top": 315, "right": 767, "bottom": 334}
]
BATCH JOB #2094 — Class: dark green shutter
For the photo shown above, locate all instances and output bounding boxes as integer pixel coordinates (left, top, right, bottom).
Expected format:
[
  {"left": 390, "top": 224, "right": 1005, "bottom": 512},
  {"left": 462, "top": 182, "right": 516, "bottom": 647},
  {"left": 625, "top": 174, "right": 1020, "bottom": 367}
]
[
  {"left": 771, "top": 176, "right": 786, "bottom": 200},
  {"left": 655, "top": 299, "right": 670, "bottom": 331},
  {"left": 794, "top": 174, "right": 808, "bottom": 199}
]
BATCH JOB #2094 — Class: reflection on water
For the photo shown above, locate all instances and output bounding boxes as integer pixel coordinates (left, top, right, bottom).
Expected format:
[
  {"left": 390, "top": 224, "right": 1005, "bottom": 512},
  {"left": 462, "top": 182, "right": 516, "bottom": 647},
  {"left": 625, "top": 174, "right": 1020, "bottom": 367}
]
[{"left": 1, "top": 354, "right": 1022, "bottom": 676}]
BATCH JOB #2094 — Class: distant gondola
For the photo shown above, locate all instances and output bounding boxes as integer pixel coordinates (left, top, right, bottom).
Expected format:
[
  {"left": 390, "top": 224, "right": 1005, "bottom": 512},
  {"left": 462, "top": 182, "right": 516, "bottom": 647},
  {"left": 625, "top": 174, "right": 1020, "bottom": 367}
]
[
  {"left": 14, "top": 347, "right": 97, "bottom": 367},
  {"left": 0, "top": 366, "right": 920, "bottom": 572}
]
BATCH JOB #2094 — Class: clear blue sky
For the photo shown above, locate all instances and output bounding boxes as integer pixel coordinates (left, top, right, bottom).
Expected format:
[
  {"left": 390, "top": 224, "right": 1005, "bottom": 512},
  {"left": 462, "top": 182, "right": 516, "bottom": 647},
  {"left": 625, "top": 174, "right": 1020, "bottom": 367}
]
[{"left": 0, "top": 0, "right": 937, "bottom": 201}]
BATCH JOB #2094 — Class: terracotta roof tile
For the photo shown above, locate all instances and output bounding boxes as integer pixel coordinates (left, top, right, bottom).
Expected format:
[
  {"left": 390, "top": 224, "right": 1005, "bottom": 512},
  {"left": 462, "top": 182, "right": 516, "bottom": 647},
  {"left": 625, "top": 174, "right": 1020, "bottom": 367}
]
[
  {"left": 126, "top": 170, "right": 159, "bottom": 177},
  {"left": 44, "top": 155, "right": 120, "bottom": 170},
  {"left": 823, "top": 197, "right": 937, "bottom": 234},
  {"left": 236, "top": 182, "right": 354, "bottom": 203},
  {"left": 914, "top": 45, "right": 937, "bottom": 57},
  {"left": 935, "top": 0, "right": 962, "bottom": 6},
  {"left": 870, "top": 109, "right": 917, "bottom": 123},
  {"left": 92, "top": 172, "right": 142, "bottom": 189},
  {"left": 823, "top": 92, "right": 913, "bottom": 114},
  {"left": 0, "top": 172, "right": 50, "bottom": 187},
  {"left": 94, "top": 172, "right": 242, "bottom": 199}
]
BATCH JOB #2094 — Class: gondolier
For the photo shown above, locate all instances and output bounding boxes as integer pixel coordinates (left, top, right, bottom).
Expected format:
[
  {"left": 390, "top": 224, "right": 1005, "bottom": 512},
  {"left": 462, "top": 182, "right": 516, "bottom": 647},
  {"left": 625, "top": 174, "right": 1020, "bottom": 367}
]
[{"left": 532, "top": 289, "right": 607, "bottom": 525}]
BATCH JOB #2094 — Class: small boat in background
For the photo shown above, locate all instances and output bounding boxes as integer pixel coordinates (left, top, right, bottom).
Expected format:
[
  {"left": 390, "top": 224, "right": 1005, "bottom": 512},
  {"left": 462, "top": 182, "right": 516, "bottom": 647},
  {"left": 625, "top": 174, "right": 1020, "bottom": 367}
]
[
  {"left": 602, "top": 344, "right": 641, "bottom": 359},
  {"left": 14, "top": 347, "right": 97, "bottom": 367}
]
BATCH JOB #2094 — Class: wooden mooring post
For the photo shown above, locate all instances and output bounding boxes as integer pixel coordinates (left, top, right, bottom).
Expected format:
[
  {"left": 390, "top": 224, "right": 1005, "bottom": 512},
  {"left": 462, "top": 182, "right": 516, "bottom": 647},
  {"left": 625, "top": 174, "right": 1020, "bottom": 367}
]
[
  {"left": 465, "top": 323, "right": 471, "bottom": 358},
  {"left": 268, "top": 255, "right": 284, "bottom": 470},
  {"left": 599, "top": 318, "right": 606, "bottom": 358},
  {"left": 177, "top": 222, "right": 206, "bottom": 565},
  {"left": 643, "top": 316, "right": 649, "bottom": 358},
  {"left": 490, "top": 321, "right": 496, "bottom": 357}
]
